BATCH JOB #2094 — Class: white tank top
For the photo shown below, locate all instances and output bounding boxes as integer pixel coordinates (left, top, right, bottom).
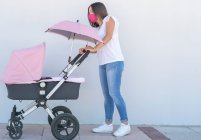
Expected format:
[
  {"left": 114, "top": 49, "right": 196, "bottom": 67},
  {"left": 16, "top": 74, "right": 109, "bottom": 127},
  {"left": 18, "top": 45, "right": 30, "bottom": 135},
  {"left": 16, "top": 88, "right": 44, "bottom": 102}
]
[{"left": 97, "top": 15, "right": 124, "bottom": 65}]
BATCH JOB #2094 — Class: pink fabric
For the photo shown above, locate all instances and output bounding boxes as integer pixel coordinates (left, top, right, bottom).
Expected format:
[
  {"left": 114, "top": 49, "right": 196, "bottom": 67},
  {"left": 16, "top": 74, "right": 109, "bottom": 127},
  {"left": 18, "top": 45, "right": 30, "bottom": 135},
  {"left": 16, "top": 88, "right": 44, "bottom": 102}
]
[
  {"left": 1, "top": 43, "right": 45, "bottom": 84},
  {"left": 47, "top": 20, "right": 102, "bottom": 43}
]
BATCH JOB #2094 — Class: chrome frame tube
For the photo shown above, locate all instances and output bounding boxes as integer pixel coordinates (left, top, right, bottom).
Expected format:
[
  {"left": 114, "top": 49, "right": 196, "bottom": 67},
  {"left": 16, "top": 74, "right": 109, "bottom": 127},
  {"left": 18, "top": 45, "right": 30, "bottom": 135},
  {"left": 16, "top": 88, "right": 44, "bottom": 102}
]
[{"left": 22, "top": 105, "right": 38, "bottom": 118}]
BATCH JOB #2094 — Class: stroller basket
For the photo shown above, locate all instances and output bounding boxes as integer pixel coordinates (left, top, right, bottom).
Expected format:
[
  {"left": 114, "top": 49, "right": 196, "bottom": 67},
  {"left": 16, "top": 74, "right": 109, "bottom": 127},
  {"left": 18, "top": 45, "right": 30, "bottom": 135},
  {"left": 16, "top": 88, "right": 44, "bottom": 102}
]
[
  {"left": 6, "top": 82, "right": 80, "bottom": 100},
  {"left": 6, "top": 77, "right": 84, "bottom": 100}
]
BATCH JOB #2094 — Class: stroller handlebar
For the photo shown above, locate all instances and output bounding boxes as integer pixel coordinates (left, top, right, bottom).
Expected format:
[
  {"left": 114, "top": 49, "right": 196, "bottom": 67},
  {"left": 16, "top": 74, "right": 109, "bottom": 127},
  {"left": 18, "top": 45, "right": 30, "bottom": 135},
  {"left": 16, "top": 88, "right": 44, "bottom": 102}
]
[
  {"left": 70, "top": 50, "right": 90, "bottom": 65},
  {"left": 60, "top": 50, "right": 90, "bottom": 76},
  {"left": 76, "top": 50, "right": 90, "bottom": 65}
]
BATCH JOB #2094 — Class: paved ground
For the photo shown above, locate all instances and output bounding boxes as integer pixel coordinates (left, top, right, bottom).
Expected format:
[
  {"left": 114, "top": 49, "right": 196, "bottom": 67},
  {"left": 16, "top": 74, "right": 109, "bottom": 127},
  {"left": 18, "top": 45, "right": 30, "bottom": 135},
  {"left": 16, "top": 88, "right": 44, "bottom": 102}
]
[{"left": 1, "top": 124, "right": 201, "bottom": 140}]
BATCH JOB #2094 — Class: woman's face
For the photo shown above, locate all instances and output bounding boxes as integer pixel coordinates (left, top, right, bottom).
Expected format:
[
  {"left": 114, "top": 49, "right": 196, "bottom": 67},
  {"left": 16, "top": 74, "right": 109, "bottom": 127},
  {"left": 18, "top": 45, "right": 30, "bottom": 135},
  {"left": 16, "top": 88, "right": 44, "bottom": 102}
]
[
  {"left": 88, "top": 6, "right": 101, "bottom": 21},
  {"left": 88, "top": 6, "right": 98, "bottom": 23},
  {"left": 89, "top": 6, "right": 94, "bottom": 14},
  {"left": 88, "top": 6, "right": 101, "bottom": 27}
]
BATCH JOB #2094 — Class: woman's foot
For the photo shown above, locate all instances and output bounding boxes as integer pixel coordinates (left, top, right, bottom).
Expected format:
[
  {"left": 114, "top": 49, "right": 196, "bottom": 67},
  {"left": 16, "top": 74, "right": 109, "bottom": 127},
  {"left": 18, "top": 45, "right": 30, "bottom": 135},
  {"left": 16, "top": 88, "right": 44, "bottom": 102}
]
[
  {"left": 92, "top": 123, "right": 113, "bottom": 133},
  {"left": 113, "top": 123, "right": 131, "bottom": 137}
]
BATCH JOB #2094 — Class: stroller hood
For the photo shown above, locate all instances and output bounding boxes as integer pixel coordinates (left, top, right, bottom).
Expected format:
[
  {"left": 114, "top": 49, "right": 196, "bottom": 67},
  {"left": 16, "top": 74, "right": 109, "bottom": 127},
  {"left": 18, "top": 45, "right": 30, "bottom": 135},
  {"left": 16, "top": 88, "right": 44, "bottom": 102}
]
[{"left": 1, "top": 43, "right": 45, "bottom": 84}]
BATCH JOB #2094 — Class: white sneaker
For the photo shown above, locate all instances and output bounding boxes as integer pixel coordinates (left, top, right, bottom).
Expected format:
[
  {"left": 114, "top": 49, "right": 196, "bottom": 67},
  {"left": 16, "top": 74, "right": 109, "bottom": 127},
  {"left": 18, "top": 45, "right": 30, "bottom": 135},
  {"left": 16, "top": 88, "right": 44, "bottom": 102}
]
[
  {"left": 113, "top": 123, "right": 131, "bottom": 137},
  {"left": 92, "top": 123, "right": 113, "bottom": 133}
]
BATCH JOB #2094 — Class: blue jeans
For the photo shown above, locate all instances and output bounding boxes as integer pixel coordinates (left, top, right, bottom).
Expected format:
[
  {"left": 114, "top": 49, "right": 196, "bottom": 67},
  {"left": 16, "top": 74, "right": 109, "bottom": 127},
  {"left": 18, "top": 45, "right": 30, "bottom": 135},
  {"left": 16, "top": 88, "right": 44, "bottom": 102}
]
[{"left": 99, "top": 61, "right": 128, "bottom": 123}]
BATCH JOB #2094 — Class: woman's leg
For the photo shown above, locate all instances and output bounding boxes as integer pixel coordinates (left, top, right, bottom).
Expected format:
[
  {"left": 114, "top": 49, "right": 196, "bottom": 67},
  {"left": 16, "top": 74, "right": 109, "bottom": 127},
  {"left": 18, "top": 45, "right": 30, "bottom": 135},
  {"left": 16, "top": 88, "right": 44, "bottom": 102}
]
[
  {"left": 106, "top": 61, "right": 128, "bottom": 123},
  {"left": 99, "top": 64, "right": 114, "bottom": 124}
]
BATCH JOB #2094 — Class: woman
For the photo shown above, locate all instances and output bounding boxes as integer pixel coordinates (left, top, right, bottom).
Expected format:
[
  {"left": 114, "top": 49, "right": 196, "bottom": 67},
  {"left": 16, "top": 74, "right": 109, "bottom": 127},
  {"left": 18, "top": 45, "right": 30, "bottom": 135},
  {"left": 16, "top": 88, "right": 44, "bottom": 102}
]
[{"left": 79, "top": 2, "right": 131, "bottom": 137}]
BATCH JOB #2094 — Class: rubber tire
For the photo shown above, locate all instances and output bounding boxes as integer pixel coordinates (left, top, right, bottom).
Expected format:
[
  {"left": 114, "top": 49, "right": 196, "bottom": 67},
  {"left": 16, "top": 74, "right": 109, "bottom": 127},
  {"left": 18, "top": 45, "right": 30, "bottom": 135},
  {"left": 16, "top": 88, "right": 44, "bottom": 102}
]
[
  {"left": 9, "top": 127, "right": 22, "bottom": 139},
  {"left": 7, "top": 120, "right": 23, "bottom": 130},
  {"left": 48, "top": 106, "right": 72, "bottom": 125},
  {"left": 51, "top": 113, "right": 79, "bottom": 140}
]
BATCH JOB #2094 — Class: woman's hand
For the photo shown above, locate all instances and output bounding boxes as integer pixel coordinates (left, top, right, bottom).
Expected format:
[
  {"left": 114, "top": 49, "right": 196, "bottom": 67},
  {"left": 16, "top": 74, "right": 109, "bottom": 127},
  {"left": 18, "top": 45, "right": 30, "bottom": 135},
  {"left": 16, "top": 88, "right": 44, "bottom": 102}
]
[
  {"left": 85, "top": 45, "right": 96, "bottom": 53},
  {"left": 79, "top": 48, "right": 85, "bottom": 54}
]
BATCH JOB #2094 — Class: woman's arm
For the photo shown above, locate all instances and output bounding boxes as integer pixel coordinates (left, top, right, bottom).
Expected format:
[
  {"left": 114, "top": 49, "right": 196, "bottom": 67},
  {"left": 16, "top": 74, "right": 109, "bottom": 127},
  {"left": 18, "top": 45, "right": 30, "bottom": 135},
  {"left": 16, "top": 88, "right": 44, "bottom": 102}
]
[{"left": 85, "top": 17, "right": 115, "bottom": 53}]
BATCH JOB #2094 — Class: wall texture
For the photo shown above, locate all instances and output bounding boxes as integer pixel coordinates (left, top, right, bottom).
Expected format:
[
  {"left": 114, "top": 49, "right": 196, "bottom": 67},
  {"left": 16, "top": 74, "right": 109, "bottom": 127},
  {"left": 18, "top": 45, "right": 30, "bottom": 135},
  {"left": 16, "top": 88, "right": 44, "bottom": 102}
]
[{"left": 0, "top": 0, "right": 201, "bottom": 125}]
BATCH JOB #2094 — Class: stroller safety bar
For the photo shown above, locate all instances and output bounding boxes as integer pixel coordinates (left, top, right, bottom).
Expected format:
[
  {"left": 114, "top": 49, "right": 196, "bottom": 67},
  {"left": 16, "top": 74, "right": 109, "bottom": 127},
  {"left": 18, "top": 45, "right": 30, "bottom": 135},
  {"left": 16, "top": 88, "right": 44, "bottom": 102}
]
[{"left": 12, "top": 77, "right": 85, "bottom": 84}]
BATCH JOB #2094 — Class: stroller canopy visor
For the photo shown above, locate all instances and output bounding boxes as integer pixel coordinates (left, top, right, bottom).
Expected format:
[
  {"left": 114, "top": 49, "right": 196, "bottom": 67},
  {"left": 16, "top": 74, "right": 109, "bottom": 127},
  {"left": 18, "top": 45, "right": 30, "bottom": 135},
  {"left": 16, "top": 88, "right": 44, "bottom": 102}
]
[{"left": 2, "top": 43, "right": 45, "bottom": 84}]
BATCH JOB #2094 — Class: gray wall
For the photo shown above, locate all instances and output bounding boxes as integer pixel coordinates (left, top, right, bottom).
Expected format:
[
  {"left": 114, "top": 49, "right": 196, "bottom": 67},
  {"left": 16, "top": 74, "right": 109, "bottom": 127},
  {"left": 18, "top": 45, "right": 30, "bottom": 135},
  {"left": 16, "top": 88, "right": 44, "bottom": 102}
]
[{"left": 0, "top": 0, "right": 201, "bottom": 125}]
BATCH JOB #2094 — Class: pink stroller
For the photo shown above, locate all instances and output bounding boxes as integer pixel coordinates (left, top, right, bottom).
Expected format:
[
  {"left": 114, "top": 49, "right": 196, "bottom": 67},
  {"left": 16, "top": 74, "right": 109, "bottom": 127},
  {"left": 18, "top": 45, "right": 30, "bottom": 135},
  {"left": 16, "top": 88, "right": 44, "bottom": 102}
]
[{"left": 2, "top": 20, "right": 102, "bottom": 140}]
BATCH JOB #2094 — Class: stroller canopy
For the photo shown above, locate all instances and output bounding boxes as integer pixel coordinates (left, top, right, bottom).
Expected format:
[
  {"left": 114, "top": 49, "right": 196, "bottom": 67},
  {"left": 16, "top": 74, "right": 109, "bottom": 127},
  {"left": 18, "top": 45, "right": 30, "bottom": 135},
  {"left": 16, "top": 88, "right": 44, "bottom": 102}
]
[{"left": 2, "top": 43, "right": 45, "bottom": 84}]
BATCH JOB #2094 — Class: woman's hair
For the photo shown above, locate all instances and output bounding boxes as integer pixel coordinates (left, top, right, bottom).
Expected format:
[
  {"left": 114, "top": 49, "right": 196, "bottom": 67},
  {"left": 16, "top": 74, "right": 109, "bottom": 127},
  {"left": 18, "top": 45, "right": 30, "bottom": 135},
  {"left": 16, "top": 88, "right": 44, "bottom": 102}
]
[{"left": 88, "top": 2, "right": 108, "bottom": 28}]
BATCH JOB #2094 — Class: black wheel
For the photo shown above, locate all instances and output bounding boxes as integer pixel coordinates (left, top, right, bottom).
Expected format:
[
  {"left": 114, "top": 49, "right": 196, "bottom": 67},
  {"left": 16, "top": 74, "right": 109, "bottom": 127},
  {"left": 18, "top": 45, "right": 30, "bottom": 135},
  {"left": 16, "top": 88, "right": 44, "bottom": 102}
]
[
  {"left": 9, "top": 126, "right": 22, "bottom": 139},
  {"left": 48, "top": 106, "right": 72, "bottom": 126},
  {"left": 13, "top": 120, "right": 23, "bottom": 129},
  {"left": 51, "top": 113, "right": 79, "bottom": 140}
]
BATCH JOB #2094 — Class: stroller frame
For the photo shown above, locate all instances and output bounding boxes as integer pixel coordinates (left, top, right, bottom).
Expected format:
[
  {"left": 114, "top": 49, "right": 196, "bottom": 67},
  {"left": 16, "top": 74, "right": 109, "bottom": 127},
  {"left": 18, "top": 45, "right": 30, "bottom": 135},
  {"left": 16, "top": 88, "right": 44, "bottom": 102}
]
[{"left": 7, "top": 50, "right": 90, "bottom": 140}]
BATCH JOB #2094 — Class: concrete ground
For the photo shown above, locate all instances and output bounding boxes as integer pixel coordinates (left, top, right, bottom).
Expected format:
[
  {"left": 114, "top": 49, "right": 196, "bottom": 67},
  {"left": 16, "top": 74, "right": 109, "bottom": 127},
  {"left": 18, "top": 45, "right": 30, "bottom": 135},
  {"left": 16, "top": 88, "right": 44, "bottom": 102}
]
[{"left": 1, "top": 124, "right": 201, "bottom": 140}]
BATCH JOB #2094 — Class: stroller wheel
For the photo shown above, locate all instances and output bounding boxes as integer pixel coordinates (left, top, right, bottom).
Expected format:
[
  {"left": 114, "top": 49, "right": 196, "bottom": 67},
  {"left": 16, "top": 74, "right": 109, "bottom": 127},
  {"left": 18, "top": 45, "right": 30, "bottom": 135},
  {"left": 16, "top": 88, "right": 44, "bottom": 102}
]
[
  {"left": 13, "top": 120, "right": 23, "bottom": 129},
  {"left": 51, "top": 113, "right": 79, "bottom": 140},
  {"left": 9, "top": 126, "right": 22, "bottom": 139},
  {"left": 48, "top": 106, "right": 72, "bottom": 126}
]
